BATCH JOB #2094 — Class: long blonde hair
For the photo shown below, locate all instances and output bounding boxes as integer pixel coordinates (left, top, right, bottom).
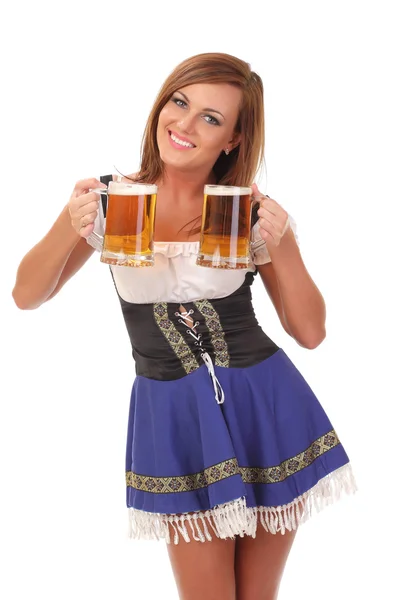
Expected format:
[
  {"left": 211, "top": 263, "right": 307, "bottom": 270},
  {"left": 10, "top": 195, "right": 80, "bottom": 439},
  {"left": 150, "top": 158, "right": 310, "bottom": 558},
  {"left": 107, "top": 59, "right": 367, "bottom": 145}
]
[{"left": 133, "top": 52, "right": 265, "bottom": 187}]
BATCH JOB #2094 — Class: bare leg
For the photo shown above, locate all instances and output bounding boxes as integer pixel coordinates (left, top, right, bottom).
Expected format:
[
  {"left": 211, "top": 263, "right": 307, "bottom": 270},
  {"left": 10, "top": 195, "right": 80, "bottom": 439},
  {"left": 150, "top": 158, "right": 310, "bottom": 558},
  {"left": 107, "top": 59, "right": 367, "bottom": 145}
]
[
  {"left": 235, "top": 521, "right": 297, "bottom": 600},
  {"left": 166, "top": 522, "right": 236, "bottom": 600}
]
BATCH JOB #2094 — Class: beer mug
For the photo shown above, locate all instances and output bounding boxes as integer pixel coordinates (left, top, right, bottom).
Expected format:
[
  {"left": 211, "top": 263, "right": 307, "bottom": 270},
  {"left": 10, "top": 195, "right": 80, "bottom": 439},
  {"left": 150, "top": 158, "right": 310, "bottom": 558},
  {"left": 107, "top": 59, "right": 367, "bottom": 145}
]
[
  {"left": 196, "top": 185, "right": 254, "bottom": 269},
  {"left": 92, "top": 181, "right": 157, "bottom": 267}
]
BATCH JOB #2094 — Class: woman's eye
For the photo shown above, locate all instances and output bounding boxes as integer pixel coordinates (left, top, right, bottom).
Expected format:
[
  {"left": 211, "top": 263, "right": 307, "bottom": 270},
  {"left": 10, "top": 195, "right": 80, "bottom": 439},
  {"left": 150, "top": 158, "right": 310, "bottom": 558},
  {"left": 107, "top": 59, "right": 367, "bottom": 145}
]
[
  {"left": 171, "top": 97, "right": 220, "bottom": 126},
  {"left": 203, "top": 114, "right": 220, "bottom": 126},
  {"left": 172, "top": 97, "right": 187, "bottom": 108}
]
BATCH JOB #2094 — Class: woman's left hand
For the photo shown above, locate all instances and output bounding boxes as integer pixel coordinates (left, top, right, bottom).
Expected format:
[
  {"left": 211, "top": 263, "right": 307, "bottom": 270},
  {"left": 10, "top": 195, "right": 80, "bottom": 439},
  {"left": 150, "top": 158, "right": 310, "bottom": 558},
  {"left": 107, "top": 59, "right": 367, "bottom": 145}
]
[{"left": 252, "top": 183, "right": 290, "bottom": 248}]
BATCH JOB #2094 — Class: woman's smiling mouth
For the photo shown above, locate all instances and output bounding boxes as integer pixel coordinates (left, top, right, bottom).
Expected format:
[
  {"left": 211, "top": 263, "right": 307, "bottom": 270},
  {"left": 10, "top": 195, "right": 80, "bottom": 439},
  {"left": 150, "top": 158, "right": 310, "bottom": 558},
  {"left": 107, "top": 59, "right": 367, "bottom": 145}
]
[{"left": 168, "top": 130, "right": 196, "bottom": 149}]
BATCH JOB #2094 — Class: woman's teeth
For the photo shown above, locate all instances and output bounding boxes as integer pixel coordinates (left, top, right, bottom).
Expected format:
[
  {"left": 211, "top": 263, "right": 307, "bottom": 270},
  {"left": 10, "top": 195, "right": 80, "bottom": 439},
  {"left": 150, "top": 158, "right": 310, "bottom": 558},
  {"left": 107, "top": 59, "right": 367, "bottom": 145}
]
[{"left": 170, "top": 132, "right": 195, "bottom": 148}]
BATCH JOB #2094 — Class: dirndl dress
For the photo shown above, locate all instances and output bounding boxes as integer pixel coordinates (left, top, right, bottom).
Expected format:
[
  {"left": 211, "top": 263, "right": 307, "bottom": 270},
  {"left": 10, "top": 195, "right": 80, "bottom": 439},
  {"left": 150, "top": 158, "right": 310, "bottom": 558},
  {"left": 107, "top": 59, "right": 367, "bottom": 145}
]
[{"left": 87, "top": 176, "right": 357, "bottom": 545}]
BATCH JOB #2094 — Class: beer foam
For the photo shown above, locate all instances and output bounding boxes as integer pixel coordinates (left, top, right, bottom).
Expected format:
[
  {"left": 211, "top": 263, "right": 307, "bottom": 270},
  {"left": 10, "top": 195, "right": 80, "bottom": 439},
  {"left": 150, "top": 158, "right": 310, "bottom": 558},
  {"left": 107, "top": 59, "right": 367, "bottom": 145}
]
[
  {"left": 204, "top": 185, "right": 252, "bottom": 196},
  {"left": 109, "top": 182, "right": 157, "bottom": 195}
]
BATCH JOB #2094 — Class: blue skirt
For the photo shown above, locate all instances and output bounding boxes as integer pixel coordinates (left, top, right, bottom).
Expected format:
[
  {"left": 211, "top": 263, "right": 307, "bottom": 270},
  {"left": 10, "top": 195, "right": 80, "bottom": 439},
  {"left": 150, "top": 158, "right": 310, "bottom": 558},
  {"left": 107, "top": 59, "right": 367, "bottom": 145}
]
[{"left": 125, "top": 349, "right": 356, "bottom": 544}]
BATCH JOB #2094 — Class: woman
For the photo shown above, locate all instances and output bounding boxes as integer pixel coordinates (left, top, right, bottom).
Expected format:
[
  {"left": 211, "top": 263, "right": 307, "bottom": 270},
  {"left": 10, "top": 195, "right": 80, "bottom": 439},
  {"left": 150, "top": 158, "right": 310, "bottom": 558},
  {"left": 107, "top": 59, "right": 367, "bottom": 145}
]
[{"left": 12, "top": 53, "right": 356, "bottom": 599}]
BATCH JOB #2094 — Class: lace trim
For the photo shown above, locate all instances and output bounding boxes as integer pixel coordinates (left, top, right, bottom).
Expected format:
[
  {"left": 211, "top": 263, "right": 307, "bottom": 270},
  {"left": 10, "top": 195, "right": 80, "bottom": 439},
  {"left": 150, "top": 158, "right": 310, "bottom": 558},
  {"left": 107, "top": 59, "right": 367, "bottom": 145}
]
[{"left": 128, "top": 462, "right": 357, "bottom": 544}]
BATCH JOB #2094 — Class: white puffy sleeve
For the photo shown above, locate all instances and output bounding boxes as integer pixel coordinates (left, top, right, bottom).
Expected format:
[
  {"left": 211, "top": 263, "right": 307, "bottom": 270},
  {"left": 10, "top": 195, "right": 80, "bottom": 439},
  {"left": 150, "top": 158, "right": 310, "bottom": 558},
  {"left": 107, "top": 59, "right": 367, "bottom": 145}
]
[{"left": 250, "top": 215, "right": 299, "bottom": 266}]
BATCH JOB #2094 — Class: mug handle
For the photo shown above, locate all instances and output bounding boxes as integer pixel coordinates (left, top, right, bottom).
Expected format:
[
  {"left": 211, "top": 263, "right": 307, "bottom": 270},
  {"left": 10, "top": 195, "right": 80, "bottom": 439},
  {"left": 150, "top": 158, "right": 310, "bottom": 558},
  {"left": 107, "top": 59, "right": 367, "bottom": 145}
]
[
  {"left": 85, "top": 187, "right": 109, "bottom": 252},
  {"left": 250, "top": 194, "right": 270, "bottom": 252}
]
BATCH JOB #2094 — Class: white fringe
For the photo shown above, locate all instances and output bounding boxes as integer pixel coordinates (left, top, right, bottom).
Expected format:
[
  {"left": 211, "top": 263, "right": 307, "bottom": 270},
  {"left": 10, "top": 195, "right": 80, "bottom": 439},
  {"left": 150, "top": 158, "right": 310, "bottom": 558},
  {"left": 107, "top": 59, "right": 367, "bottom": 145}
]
[{"left": 128, "top": 462, "right": 357, "bottom": 544}]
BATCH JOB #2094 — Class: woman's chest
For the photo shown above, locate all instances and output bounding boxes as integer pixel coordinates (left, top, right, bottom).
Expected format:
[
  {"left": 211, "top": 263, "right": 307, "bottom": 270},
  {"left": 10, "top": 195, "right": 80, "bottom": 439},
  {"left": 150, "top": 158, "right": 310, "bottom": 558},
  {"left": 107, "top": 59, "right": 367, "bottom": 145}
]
[{"left": 153, "top": 200, "right": 202, "bottom": 243}]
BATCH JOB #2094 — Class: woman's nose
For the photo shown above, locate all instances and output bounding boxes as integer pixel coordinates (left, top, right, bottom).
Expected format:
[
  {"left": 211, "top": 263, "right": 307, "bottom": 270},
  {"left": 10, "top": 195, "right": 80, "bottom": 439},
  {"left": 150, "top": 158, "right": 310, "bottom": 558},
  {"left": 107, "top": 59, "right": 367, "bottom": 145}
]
[{"left": 177, "top": 112, "right": 196, "bottom": 134}]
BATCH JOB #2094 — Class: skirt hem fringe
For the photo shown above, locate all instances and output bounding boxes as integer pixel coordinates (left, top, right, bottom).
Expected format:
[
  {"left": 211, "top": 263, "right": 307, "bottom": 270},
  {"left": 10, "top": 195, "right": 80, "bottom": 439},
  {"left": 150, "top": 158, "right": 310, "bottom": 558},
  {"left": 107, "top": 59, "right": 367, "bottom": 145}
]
[{"left": 127, "top": 462, "right": 357, "bottom": 544}]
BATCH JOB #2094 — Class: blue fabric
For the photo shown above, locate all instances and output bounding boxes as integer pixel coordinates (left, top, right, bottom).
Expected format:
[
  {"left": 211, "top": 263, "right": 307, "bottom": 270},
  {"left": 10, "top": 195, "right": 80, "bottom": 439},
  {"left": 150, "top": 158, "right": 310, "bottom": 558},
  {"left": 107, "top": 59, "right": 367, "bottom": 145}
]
[{"left": 126, "top": 349, "right": 349, "bottom": 514}]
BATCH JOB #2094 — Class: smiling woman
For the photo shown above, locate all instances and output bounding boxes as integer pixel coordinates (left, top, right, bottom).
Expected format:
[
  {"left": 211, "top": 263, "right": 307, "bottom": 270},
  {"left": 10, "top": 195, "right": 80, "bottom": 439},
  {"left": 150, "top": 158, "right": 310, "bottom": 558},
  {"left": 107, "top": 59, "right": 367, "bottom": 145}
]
[
  {"left": 157, "top": 84, "right": 242, "bottom": 174},
  {"left": 12, "top": 52, "right": 356, "bottom": 600},
  {"left": 132, "top": 53, "right": 265, "bottom": 192}
]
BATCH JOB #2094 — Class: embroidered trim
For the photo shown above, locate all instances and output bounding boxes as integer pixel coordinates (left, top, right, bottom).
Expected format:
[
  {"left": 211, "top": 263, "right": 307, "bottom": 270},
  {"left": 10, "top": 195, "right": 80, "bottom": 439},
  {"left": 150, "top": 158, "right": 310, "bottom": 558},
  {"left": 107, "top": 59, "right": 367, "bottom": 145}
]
[
  {"left": 153, "top": 303, "right": 199, "bottom": 375},
  {"left": 127, "top": 463, "right": 357, "bottom": 544},
  {"left": 240, "top": 429, "right": 340, "bottom": 484},
  {"left": 126, "top": 457, "right": 238, "bottom": 493},
  {"left": 194, "top": 299, "right": 229, "bottom": 367},
  {"left": 126, "top": 429, "right": 340, "bottom": 493}
]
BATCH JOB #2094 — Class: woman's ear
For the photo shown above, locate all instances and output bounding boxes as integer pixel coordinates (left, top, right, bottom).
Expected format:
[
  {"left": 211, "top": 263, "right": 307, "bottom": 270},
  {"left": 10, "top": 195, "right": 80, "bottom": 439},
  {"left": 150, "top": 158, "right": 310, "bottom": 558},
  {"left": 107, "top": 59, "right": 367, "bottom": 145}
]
[{"left": 228, "top": 132, "right": 241, "bottom": 152}]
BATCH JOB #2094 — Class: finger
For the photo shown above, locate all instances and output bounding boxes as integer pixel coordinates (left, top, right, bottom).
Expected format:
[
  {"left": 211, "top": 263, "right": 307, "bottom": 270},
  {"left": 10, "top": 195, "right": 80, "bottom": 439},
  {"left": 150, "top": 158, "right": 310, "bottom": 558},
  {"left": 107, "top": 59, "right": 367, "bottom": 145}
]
[
  {"left": 74, "top": 178, "right": 107, "bottom": 195},
  {"left": 258, "top": 215, "right": 276, "bottom": 237},
  {"left": 78, "top": 211, "right": 97, "bottom": 231},
  {"left": 259, "top": 217, "right": 277, "bottom": 236},
  {"left": 77, "top": 190, "right": 103, "bottom": 203},
  {"left": 258, "top": 204, "right": 278, "bottom": 221},
  {"left": 71, "top": 191, "right": 100, "bottom": 212},
  {"left": 251, "top": 182, "right": 270, "bottom": 196},
  {"left": 258, "top": 222, "right": 272, "bottom": 243},
  {"left": 259, "top": 198, "right": 279, "bottom": 216},
  {"left": 79, "top": 211, "right": 98, "bottom": 227},
  {"left": 251, "top": 183, "right": 271, "bottom": 200},
  {"left": 75, "top": 200, "right": 99, "bottom": 218},
  {"left": 258, "top": 217, "right": 283, "bottom": 245},
  {"left": 260, "top": 215, "right": 287, "bottom": 241},
  {"left": 79, "top": 222, "right": 95, "bottom": 239}
]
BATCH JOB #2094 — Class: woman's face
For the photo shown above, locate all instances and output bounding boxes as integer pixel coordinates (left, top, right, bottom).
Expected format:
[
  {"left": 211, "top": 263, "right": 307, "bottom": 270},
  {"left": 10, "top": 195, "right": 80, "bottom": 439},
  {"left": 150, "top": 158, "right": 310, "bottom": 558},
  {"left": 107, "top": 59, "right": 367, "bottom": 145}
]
[{"left": 156, "top": 82, "right": 242, "bottom": 174}]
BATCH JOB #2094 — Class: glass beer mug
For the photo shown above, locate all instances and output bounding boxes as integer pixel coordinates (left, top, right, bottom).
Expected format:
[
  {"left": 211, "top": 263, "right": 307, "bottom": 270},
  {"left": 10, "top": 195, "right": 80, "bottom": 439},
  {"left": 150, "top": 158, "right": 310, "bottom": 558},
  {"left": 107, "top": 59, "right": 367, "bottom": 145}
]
[
  {"left": 90, "top": 181, "right": 157, "bottom": 267},
  {"left": 196, "top": 184, "right": 255, "bottom": 269}
]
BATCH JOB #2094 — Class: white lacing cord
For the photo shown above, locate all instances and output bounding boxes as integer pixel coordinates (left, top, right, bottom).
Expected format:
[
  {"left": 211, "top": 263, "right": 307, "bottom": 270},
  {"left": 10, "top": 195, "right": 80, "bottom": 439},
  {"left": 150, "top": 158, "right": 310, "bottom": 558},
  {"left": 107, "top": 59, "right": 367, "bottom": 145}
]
[
  {"left": 200, "top": 351, "right": 225, "bottom": 405},
  {"left": 175, "top": 310, "right": 225, "bottom": 404},
  {"left": 178, "top": 310, "right": 195, "bottom": 326}
]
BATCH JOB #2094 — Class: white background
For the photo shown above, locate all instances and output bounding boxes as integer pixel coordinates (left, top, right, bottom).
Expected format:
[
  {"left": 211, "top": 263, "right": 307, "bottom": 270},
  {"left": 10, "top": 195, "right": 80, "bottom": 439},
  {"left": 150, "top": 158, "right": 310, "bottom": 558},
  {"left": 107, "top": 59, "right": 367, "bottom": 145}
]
[{"left": 1, "top": 1, "right": 399, "bottom": 598}]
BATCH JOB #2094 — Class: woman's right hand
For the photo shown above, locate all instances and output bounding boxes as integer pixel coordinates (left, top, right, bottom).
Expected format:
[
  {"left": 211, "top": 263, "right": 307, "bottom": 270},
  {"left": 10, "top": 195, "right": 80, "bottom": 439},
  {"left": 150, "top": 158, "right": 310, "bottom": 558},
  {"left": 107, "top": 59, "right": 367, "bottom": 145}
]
[{"left": 68, "top": 178, "right": 107, "bottom": 238}]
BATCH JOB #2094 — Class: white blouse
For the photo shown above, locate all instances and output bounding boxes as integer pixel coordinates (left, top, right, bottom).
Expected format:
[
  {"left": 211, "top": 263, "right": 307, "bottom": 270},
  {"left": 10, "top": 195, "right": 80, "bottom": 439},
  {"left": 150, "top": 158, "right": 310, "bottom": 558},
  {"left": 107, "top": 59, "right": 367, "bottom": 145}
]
[{"left": 87, "top": 213, "right": 298, "bottom": 305}]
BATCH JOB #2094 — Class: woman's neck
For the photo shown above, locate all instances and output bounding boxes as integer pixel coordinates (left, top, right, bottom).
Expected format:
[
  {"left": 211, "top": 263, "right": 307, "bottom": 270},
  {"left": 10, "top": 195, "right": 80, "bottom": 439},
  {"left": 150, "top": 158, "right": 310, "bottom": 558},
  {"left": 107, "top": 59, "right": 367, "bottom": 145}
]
[{"left": 159, "top": 166, "right": 216, "bottom": 204}]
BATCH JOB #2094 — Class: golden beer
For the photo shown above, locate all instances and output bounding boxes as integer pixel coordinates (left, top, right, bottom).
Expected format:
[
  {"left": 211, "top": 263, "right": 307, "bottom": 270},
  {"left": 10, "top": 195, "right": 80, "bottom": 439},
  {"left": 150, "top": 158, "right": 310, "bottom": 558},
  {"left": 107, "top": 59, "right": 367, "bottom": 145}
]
[
  {"left": 100, "top": 182, "right": 157, "bottom": 267},
  {"left": 196, "top": 185, "right": 252, "bottom": 269}
]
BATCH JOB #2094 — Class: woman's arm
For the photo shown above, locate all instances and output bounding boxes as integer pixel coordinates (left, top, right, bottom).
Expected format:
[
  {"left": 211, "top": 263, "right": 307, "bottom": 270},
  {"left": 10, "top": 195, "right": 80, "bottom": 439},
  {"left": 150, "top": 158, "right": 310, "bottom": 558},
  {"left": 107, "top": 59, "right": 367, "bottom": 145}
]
[
  {"left": 12, "top": 206, "right": 94, "bottom": 310},
  {"left": 258, "top": 228, "right": 326, "bottom": 349},
  {"left": 12, "top": 177, "right": 103, "bottom": 310}
]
